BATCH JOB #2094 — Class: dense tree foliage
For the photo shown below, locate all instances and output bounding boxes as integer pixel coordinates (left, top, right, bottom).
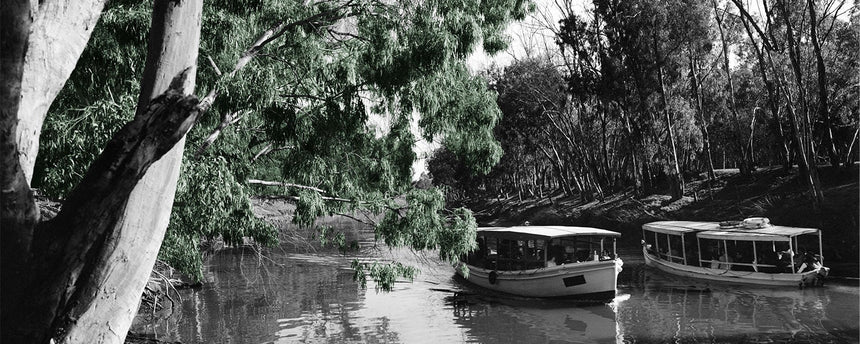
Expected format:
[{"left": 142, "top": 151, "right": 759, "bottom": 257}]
[
  {"left": 429, "top": 0, "right": 858, "bottom": 208},
  {"left": 33, "top": 0, "right": 531, "bottom": 282}
]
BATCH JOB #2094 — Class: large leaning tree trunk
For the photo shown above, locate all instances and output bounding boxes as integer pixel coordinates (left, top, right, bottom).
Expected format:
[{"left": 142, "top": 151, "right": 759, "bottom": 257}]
[{"left": 1, "top": 0, "right": 204, "bottom": 343}]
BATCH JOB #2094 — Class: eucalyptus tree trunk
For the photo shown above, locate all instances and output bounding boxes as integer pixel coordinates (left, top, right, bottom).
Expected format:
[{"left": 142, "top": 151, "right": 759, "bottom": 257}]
[
  {"left": 14, "top": 0, "right": 108, "bottom": 184},
  {"left": 1, "top": 1, "right": 204, "bottom": 343},
  {"left": 658, "top": 66, "right": 684, "bottom": 200},
  {"left": 688, "top": 53, "right": 716, "bottom": 181},
  {"left": 776, "top": 0, "right": 825, "bottom": 208},
  {"left": 731, "top": 0, "right": 798, "bottom": 172},
  {"left": 62, "top": 1, "right": 203, "bottom": 342},
  {"left": 714, "top": 0, "right": 753, "bottom": 176},
  {"left": 736, "top": 8, "right": 792, "bottom": 170},
  {"left": 621, "top": 105, "right": 643, "bottom": 195},
  {"left": 807, "top": 0, "right": 840, "bottom": 168}
]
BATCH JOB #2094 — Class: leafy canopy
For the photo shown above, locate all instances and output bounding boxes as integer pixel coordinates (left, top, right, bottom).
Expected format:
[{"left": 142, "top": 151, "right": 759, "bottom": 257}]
[{"left": 35, "top": 0, "right": 531, "bottom": 286}]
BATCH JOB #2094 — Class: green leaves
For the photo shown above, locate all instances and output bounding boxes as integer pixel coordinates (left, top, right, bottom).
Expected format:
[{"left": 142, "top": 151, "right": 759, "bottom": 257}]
[
  {"left": 350, "top": 260, "right": 418, "bottom": 291},
  {"left": 37, "top": 0, "right": 531, "bottom": 286},
  {"left": 163, "top": 156, "right": 276, "bottom": 280}
]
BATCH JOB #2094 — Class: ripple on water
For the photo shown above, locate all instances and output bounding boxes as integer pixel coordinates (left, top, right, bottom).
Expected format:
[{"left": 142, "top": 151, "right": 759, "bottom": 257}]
[{"left": 130, "top": 243, "right": 859, "bottom": 344}]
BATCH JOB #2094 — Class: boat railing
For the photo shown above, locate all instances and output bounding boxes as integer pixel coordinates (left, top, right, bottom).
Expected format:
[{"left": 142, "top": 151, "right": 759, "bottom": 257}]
[
  {"left": 489, "top": 257, "right": 545, "bottom": 271},
  {"left": 646, "top": 249, "right": 685, "bottom": 264},
  {"left": 702, "top": 259, "right": 782, "bottom": 272}
]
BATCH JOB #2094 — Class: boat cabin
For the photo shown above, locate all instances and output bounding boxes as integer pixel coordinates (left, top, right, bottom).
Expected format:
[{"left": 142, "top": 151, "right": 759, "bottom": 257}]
[
  {"left": 465, "top": 226, "right": 621, "bottom": 271},
  {"left": 642, "top": 220, "right": 824, "bottom": 274}
]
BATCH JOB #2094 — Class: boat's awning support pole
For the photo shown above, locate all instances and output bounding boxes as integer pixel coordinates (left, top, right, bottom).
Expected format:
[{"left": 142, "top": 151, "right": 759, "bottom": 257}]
[
  {"left": 789, "top": 236, "right": 796, "bottom": 273},
  {"left": 613, "top": 238, "right": 617, "bottom": 259},
  {"left": 667, "top": 235, "right": 672, "bottom": 261},
  {"left": 697, "top": 237, "right": 702, "bottom": 267},
  {"left": 544, "top": 239, "right": 548, "bottom": 264},
  {"left": 752, "top": 242, "right": 758, "bottom": 272},
  {"left": 722, "top": 240, "right": 728, "bottom": 269},
  {"left": 681, "top": 235, "right": 687, "bottom": 265},
  {"left": 818, "top": 230, "right": 824, "bottom": 266}
]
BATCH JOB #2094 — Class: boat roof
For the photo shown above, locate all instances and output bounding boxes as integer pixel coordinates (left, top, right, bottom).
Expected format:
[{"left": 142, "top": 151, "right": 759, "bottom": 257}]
[
  {"left": 643, "top": 221, "right": 720, "bottom": 234},
  {"left": 643, "top": 221, "right": 819, "bottom": 242},
  {"left": 477, "top": 225, "right": 621, "bottom": 239}
]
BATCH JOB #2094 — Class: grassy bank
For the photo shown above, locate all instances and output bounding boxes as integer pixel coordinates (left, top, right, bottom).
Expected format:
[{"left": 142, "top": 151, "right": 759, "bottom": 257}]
[{"left": 463, "top": 165, "right": 859, "bottom": 277}]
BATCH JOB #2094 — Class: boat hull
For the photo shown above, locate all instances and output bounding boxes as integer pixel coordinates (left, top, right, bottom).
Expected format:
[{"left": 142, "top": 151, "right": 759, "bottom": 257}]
[
  {"left": 642, "top": 248, "right": 826, "bottom": 287},
  {"left": 456, "top": 259, "right": 622, "bottom": 299}
]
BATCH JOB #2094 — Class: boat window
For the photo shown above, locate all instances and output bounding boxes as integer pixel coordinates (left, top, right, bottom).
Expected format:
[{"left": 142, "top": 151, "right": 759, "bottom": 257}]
[
  {"left": 481, "top": 238, "right": 548, "bottom": 271},
  {"left": 699, "top": 238, "right": 723, "bottom": 269},
  {"left": 730, "top": 241, "right": 755, "bottom": 271},
  {"left": 555, "top": 236, "right": 604, "bottom": 263},
  {"left": 683, "top": 233, "right": 698, "bottom": 266},
  {"left": 655, "top": 233, "right": 670, "bottom": 260},
  {"left": 753, "top": 241, "right": 783, "bottom": 273},
  {"left": 485, "top": 236, "right": 498, "bottom": 255},
  {"left": 699, "top": 238, "right": 787, "bottom": 272},
  {"left": 668, "top": 234, "right": 684, "bottom": 263},
  {"left": 643, "top": 230, "right": 657, "bottom": 255}
]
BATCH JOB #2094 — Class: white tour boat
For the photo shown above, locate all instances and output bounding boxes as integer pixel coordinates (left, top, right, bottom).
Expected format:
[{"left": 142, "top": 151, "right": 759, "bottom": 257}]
[
  {"left": 456, "top": 225, "right": 623, "bottom": 299},
  {"left": 641, "top": 218, "right": 829, "bottom": 287}
]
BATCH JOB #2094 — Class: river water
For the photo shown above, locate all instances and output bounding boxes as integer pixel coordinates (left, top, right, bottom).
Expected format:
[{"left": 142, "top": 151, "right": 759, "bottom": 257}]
[{"left": 131, "top": 224, "right": 859, "bottom": 343}]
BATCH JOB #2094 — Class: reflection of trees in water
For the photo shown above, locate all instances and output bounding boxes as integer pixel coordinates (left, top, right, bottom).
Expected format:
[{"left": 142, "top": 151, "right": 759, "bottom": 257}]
[
  {"left": 131, "top": 248, "right": 406, "bottom": 343},
  {"left": 446, "top": 293, "right": 619, "bottom": 344},
  {"left": 616, "top": 281, "right": 847, "bottom": 343}
]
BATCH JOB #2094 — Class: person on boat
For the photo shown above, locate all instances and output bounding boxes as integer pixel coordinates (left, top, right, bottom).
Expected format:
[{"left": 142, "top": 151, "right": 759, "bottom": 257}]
[
  {"left": 546, "top": 246, "right": 566, "bottom": 267},
  {"left": 547, "top": 255, "right": 559, "bottom": 267},
  {"left": 717, "top": 250, "right": 733, "bottom": 270},
  {"left": 796, "top": 251, "right": 822, "bottom": 273},
  {"left": 776, "top": 249, "right": 794, "bottom": 272},
  {"left": 599, "top": 249, "right": 612, "bottom": 261},
  {"left": 706, "top": 247, "right": 720, "bottom": 268}
]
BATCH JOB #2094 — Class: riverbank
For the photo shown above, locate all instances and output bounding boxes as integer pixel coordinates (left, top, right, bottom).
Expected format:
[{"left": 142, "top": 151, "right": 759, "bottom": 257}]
[{"left": 462, "top": 165, "right": 859, "bottom": 277}]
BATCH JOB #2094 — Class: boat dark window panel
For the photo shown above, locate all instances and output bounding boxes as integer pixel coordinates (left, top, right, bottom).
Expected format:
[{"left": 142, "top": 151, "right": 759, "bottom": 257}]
[
  {"left": 667, "top": 234, "right": 684, "bottom": 264},
  {"left": 643, "top": 230, "right": 657, "bottom": 255},
  {"left": 699, "top": 238, "right": 722, "bottom": 268},
  {"left": 563, "top": 275, "right": 586, "bottom": 287}
]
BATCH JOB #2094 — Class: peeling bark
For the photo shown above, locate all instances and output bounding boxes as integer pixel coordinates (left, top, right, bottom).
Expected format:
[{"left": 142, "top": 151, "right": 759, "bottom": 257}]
[{"left": 15, "top": 0, "right": 107, "bottom": 184}]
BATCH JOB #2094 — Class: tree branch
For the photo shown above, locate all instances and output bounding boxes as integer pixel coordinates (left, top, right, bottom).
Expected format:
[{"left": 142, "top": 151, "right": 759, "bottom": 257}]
[
  {"left": 247, "top": 179, "right": 328, "bottom": 194},
  {"left": 193, "top": 110, "right": 246, "bottom": 159},
  {"left": 194, "top": 3, "right": 358, "bottom": 155},
  {"left": 731, "top": 0, "right": 774, "bottom": 51},
  {"left": 250, "top": 143, "right": 294, "bottom": 162}
]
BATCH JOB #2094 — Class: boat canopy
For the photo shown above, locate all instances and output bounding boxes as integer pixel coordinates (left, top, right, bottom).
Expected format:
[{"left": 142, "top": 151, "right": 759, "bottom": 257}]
[
  {"left": 697, "top": 226, "right": 819, "bottom": 242},
  {"left": 643, "top": 221, "right": 720, "bottom": 235},
  {"left": 477, "top": 226, "right": 621, "bottom": 240}
]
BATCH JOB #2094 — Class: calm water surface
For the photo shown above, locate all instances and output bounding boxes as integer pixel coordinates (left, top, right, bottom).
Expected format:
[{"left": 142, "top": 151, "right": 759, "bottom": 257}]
[{"left": 132, "top": 228, "right": 859, "bottom": 343}]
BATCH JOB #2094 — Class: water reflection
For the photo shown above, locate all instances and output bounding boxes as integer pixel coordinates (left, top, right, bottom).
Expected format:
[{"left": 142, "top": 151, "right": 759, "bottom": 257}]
[
  {"left": 131, "top": 244, "right": 859, "bottom": 343},
  {"left": 445, "top": 289, "right": 621, "bottom": 343},
  {"left": 616, "top": 265, "right": 859, "bottom": 343}
]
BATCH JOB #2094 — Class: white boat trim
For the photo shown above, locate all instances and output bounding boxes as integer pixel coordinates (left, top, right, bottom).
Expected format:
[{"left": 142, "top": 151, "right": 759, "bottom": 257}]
[{"left": 458, "top": 259, "right": 623, "bottom": 298}]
